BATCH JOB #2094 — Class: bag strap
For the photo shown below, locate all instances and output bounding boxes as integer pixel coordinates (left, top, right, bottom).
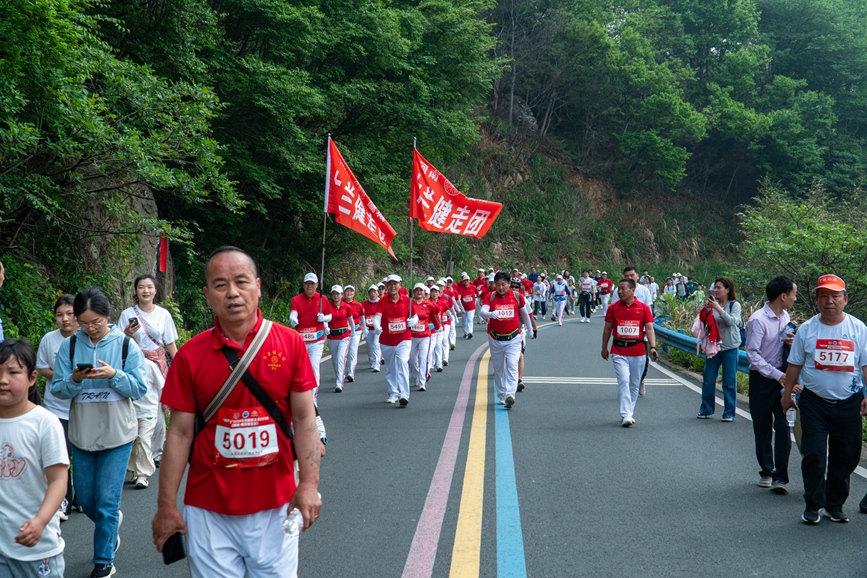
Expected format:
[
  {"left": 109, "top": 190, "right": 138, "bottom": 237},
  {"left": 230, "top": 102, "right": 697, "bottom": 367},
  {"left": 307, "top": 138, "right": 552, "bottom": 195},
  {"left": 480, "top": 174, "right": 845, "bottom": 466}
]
[
  {"left": 220, "top": 345, "right": 293, "bottom": 441},
  {"left": 69, "top": 334, "right": 130, "bottom": 368},
  {"left": 202, "top": 319, "right": 273, "bottom": 424}
]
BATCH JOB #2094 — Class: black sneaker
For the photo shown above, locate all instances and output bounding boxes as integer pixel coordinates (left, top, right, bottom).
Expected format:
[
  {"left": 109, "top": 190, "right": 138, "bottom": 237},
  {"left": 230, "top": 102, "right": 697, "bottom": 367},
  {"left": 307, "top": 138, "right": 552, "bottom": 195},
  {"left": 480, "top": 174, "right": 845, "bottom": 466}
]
[
  {"left": 517, "top": 380, "right": 524, "bottom": 392},
  {"left": 859, "top": 491, "right": 867, "bottom": 514},
  {"left": 399, "top": 397, "right": 409, "bottom": 406},
  {"left": 504, "top": 395, "right": 515, "bottom": 409},
  {"left": 467, "top": 334, "right": 472, "bottom": 340},
  {"left": 154, "top": 458, "right": 160, "bottom": 468},
  {"left": 346, "top": 375, "right": 354, "bottom": 383},
  {"left": 91, "top": 563, "right": 116, "bottom": 578},
  {"left": 802, "top": 508, "right": 820, "bottom": 525},
  {"left": 824, "top": 508, "right": 849, "bottom": 523}
]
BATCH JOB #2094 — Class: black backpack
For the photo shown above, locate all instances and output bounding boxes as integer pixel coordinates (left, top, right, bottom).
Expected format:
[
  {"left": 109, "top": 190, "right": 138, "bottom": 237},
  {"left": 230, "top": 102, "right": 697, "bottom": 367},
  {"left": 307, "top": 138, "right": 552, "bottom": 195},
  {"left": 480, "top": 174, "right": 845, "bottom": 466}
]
[{"left": 69, "top": 334, "right": 132, "bottom": 369}]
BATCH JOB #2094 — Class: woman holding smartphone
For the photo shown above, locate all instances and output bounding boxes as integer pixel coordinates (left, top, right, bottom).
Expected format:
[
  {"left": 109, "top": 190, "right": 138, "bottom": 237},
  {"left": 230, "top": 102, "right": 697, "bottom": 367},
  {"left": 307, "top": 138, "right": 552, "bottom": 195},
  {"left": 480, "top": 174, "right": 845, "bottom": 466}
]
[
  {"left": 50, "top": 288, "right": 148, "bottom": 578},
  {"left": 697, "top": 277, "right": 743, "bottom": 421}
]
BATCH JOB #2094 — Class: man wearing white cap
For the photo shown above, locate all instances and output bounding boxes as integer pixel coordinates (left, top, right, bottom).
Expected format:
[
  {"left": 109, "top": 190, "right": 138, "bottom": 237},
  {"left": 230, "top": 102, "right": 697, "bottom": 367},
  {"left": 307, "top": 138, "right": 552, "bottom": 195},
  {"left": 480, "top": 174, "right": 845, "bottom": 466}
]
[
  {"left": 363, "top": 285, "right": 382, "bottom": 372},
  {"left": 375, "top": 275, "right": 416, "bottom": 406},
  {"left": 409, "top": 283, "right": 440, "bottom": 391},
  {"left": 324, "top": 285, "right": 355, "bottom": 392},
  {"left": 425, "top": 276, "right": 436, "bottom": 289},
  {"left": 342, "top": 286, "right": 365, "bottom": 382},
  {"left": 455, "top": 273, "right": 477, "bottom": 339},
  {"left": 782, "top": 274, "right": 867, "bottom": 524},
  {"left": 597, "top": 271, "right": 614, "bottom": 315},
  {"left": 479, "top": 271, "right": 534, "bottom": 408},
  {"left": 290, "top": 273, "right": 330, "bottom": 402}
]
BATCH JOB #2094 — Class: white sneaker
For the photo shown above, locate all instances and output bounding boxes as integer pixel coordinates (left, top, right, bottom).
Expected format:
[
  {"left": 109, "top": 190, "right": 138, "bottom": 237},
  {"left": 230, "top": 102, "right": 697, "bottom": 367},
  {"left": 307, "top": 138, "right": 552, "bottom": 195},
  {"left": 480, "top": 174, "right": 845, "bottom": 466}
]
[
  {"left": 558, "top": 321, "right": 562, "bottom": 326},
  {"left": 386, "top": 395, "right": 399, "bottom": 403},
  {"left": 134, "top": 477, "right": 149, "bottom": 489},
  {"left": 372, "top": 367, "right": 380, "bottom": 372},
  {"left": 621, "top": 417, "right": 635, "bottom": 427},
  {"left": 497, "top": 397, "right": 505, "bottom": 405},
  {"left": 639, "top": 382, "right": 646, "bottom": 396}
]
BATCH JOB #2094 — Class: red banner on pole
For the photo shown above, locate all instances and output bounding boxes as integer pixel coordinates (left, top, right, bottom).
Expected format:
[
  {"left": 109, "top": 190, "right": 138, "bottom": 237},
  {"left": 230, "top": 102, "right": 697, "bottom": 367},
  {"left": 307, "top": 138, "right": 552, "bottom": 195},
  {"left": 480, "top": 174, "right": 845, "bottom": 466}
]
[
  {"left": 325, "top": 138, "right": 396, "bottom": 257},
  {"left": 410, "top": 149, "right": 502, "bottom": 238},
  {"left": 159, "top": 237, "right": 168, "bottom": 272}
]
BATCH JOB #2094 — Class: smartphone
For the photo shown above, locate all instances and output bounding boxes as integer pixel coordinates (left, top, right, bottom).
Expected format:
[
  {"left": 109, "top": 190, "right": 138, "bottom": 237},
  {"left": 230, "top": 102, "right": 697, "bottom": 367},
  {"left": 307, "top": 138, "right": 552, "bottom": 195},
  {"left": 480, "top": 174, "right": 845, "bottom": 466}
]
[
  {"left": 75, "top": 363, "right": 93, "bottom": 372},
  {"left": 162, "top": 532, "right": 186, "bottom": 565},
  {"left": 129, "top": 318, "right": 139, "bottom": 327}
]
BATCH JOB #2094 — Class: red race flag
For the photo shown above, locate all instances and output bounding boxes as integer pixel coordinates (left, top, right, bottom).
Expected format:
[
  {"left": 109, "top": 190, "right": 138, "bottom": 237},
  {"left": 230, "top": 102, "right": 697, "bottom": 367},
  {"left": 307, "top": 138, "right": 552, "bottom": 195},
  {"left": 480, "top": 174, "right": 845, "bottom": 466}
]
[
  {"left": 410, "top": 149, "right": 502, "bottom": 238},
  {"left": 325, "top": 138, "right": 396, "bottom": 257},
  {"left": 159, "top": 237, "right": 168, "bottom": 273}
]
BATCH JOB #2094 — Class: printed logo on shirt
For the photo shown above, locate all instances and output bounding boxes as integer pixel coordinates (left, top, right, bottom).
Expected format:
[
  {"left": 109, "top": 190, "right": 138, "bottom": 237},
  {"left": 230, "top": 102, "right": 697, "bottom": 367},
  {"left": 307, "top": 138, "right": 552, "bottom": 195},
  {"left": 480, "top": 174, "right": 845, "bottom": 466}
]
[
  {"left": 0, "top": 443, "right": 26, "bottom": 479},
  {"left": 262, "top": 349, "right": 286, "bottom": 370}
]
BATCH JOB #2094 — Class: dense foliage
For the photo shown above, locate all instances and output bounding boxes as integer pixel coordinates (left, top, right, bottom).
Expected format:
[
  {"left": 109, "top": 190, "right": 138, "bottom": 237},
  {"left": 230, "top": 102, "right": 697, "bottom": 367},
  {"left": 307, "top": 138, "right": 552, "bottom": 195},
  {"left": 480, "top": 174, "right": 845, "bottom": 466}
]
[{"left": 4, "top": 0, "right": 867, "bottom": 337}]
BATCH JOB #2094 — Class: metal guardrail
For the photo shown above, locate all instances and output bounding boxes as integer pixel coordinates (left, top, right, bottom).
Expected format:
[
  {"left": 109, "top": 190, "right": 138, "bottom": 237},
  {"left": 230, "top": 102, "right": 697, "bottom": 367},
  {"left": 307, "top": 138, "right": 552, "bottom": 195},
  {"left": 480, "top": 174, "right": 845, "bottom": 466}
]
[{"left": 654, "top": 320, "right": 750, "bottom": 373}]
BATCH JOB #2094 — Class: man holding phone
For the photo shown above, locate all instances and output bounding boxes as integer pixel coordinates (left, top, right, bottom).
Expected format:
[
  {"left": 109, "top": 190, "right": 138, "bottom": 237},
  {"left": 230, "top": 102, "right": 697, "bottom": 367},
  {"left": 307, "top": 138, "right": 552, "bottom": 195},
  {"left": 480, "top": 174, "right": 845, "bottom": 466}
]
[{"left": 152, "top": 246, "right": 321, "bottom": 577}]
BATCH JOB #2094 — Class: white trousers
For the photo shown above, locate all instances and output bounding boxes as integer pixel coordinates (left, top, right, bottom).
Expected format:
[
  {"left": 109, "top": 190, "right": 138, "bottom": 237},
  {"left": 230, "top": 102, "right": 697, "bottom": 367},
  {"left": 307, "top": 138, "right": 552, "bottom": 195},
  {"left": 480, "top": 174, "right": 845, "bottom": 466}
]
[
  {"left": 430, "top": 330, "right": 443, "bottom": 369},
  {"left": 462, "top": 310, "right": 475, "bottom": 336},
  {"left": 601, "top": 294, "right": 611, "bottom": 315},
  {"left": 448, "top": 313, "right": 457, "bottom": 346},
  {"left": 410, "top": 336, "right": 432, "bottom": 387},
  {"left": 437, "top": 327, "right": 450, "bottom": 366},
  {"left": 382, "top": 341, "right": 411, "bottom": 399},
  {"left": 184, "top": 505, "right": 298, "bottom": 578},
  {"left": 151, "top": 406, "right": 167, "bottom": 461},
  {"left": 346, "top": 329, "right": 361, "bottom": 377},
  {"left": 329, "top": 338, "right": 350, "bottom": 389},
  {"left": 365, "top": 328, "right": 381, "bottom": 369},
  {"left": 554, "top": 299, "right": 566, "bottom": 322},
  {"left": 305, "top": 340, "right": 324, "bottom": 403},
  {"left": 128, "top": 416, "right": 157, "bottom": 477},
  {"left": 488, "top": 334, "right": 522, "bottom": 400},
  {"left": 613, "top": 353, "right": 646, "bottom": 419}
]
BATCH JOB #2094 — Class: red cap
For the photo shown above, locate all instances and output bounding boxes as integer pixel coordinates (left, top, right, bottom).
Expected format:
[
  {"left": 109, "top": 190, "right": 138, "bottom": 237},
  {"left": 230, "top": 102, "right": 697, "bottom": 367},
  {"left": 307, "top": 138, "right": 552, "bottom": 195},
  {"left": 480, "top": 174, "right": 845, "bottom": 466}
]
[{"left": 814, "top": 274, "right": 846, "bottom": 292}]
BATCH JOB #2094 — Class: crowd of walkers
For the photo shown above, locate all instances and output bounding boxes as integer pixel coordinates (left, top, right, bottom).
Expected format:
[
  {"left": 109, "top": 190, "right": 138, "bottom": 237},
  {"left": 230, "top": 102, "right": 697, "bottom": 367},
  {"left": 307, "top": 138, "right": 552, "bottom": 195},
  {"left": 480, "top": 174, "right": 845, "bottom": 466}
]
[{"left": 3, "top": 253, "right": 867, "bottom": 577}]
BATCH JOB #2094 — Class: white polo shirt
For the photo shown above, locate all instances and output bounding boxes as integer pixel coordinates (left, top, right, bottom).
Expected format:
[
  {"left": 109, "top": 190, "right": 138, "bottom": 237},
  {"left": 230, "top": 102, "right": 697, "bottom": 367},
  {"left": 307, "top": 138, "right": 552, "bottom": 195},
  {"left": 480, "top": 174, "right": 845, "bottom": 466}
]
[{"left": 788, "top": 314, "right": 867, "bottom": 400}]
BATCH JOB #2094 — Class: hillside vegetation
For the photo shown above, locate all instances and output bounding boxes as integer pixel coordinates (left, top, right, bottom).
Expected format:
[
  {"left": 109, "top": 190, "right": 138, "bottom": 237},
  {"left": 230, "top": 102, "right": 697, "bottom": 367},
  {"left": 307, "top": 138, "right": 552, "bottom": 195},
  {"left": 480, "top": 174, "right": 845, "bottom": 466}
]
[{"left": 3, "top": 0, "right": 867, "bottom": 335}]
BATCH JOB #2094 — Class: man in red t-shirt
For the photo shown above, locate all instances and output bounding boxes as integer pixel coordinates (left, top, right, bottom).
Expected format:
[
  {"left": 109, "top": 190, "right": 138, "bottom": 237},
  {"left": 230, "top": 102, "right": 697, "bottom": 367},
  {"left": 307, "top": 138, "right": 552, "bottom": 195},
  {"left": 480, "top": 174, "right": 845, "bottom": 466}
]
[
  {"left": 455, "top": 272, "right": 478, "bottom": 339},
  {"left": 479, "top": 271, "right": 534, "bottom": 408},
  {"left": 602, "top": 278, "right": 657, "bottom": 427},
  {"left": 153, "top": 246, "right": 321, "bottom": 577},
  {"left": 374, "top": 274, "right": 415, "bottom": 406},
  {"left": 597, "top": 271, "right": 615, "bottom": 315},
  {"left": 289, "top": 272, "right": 330, "bottom": 402}
]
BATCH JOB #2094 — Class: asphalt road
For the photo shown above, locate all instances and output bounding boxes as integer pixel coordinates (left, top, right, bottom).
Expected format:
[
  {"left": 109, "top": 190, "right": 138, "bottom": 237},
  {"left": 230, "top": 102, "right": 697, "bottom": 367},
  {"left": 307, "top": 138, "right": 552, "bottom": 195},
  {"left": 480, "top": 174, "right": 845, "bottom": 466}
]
[{"left": 60, "top": 312, "right": 867, "bottom": 577}]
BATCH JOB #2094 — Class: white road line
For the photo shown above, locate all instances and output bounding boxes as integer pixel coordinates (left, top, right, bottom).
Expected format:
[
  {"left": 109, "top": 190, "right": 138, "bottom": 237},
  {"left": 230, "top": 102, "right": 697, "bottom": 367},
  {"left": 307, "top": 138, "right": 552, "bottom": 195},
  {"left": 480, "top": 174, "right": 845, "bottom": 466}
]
[
  {"left": 650, "top": 362, "right": 867, "bottom": 480},
  {"left": 521, "top": 377, "right": 678, "bottom": 385}
]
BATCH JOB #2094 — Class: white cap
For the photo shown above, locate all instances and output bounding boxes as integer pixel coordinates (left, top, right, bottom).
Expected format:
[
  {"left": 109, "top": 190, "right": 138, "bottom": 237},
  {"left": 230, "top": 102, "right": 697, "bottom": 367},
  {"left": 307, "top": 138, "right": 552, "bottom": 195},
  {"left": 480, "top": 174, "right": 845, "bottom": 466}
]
[
  {"left": 413, "top": 282, "right": 427, "bottom": 292},
  {"left": 386, "top": 274, "right": 402, "bottom": 283},
  {"left": 461, "top": 272, "right": 470, "bottom": 279},
  {"left": 436, "top": 278, "right": 446, "bottom": 286},
  {"left": 521, "top": 273, "right": 527, "bottom": 279},
  {"left": 556, "top": 274, "right": 563, "bottom": 279},
  {"left": 330, "top": 284, "right": 343, "bottom": 294},
  {"left": 344, "top": 285, "right": 355, "bottom": 292},
  {"left": 303, "top": 272, "right": 318, "bottom": 283},
  {"left": 368, "top": 285, "right": 379, "bottom": 293},
  {"left": 478, "top": 268, "right": 485, "bottom": 272},
  {"left": 487, "top": 274, "right": 495, "bottom": 282},
  {"left": 446, "top": 276, "right": 454, "bottom": 282},
  {"left": 602, "top": 271, "right": 608, "bottom": 275},
  {"left": 429, "top": 284, "right": 440, "bottom": 293},
  {"left": 426, "top": 276, "right": 435, "bottom": 282}
]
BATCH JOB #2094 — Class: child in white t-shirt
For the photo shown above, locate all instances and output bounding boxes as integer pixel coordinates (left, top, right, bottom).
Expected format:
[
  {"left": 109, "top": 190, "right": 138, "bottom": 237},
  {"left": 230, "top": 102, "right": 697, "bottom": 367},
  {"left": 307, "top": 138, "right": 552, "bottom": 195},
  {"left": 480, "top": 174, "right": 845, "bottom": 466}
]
[{"left": 0, "top": 339, "right": 69, "bottom": 577}]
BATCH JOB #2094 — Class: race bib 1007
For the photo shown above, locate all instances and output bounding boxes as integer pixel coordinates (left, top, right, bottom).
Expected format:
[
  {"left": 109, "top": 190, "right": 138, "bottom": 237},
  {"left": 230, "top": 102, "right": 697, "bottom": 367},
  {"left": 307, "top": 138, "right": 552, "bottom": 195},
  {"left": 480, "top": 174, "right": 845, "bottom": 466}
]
[
  {"left": 214, "top": 408, "right": 279, "bottom": 468},
  {"left": 814, "top": 339, "right": 855, "bottom": 372},
  {"left": 616, "top": 320, "right": 641, "bottom": 339}
]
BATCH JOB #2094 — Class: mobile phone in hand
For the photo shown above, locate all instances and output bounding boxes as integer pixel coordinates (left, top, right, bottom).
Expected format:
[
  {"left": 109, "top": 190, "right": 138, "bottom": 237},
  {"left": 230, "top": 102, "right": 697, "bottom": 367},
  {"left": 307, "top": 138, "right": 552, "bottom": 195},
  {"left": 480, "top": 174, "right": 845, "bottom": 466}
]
[
  {"left": 129, "top": 318, "right": 139, "bottom": 327},
  {"left": 76, "top": 363, "right": 93, "bottom": 372},
  {"left": 162, "top": 532, "right": 186, "bottom": 565}
]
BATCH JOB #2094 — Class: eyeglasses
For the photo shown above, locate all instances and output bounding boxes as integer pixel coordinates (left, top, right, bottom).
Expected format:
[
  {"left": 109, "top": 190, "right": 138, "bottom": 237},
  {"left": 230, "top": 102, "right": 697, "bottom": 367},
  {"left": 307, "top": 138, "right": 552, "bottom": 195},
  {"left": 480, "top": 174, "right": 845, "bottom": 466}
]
[{"left": 78, "top": 317, "right": 107, "bottom": 330}]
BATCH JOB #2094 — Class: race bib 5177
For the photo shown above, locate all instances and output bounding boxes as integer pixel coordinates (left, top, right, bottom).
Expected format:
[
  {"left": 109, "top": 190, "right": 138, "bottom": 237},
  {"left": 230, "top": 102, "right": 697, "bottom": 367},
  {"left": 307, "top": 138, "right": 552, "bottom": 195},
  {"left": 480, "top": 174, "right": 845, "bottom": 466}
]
[{"left": 814, "top": 339, "right": 855, "bottom": 372}]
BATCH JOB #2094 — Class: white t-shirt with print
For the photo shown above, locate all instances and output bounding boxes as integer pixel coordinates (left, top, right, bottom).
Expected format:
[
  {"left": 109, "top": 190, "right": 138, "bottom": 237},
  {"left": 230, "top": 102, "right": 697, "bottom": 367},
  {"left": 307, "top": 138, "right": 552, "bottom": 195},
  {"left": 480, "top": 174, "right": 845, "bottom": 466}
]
[
  {"left": 36, "top": 329, "right": 72, "bottom": 420},
  {"left": 0, "top": 406, "right": 68, "bottom": 561},
  {"left": 118, "top": 305, "right": 179, "bottom": 352},
  {"left": 788, "top": 314, "right": 867, "bottom": 401}
]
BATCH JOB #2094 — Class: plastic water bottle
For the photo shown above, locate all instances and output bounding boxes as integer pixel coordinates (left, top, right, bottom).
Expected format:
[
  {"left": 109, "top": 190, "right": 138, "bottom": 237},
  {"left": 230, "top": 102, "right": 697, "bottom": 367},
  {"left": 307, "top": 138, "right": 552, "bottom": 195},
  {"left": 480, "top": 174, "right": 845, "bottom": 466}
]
[
  {"left": 282, "top": 493, "right": 322, "bottom": 537},
  {"left": 782, "top": 389, "right": 796, "bottom": 428}
]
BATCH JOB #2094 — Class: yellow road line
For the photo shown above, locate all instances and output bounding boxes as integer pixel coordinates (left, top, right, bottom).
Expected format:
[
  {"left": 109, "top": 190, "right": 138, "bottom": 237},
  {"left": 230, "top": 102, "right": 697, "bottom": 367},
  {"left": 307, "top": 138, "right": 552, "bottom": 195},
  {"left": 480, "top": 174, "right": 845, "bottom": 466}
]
[{"left": 449, "top": 351, "right": 490, "bottom": 578}]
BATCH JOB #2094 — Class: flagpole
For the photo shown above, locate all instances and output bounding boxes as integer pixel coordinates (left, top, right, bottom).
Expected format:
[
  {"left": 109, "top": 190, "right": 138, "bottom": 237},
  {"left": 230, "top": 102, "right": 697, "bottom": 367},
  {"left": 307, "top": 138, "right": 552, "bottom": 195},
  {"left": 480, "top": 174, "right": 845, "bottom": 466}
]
[
  {"left": 408, "top": 137, "right": 417, "bottom": 318},
  {"left": 320, "top": 133, "right": 331, "bottom": 314}
]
